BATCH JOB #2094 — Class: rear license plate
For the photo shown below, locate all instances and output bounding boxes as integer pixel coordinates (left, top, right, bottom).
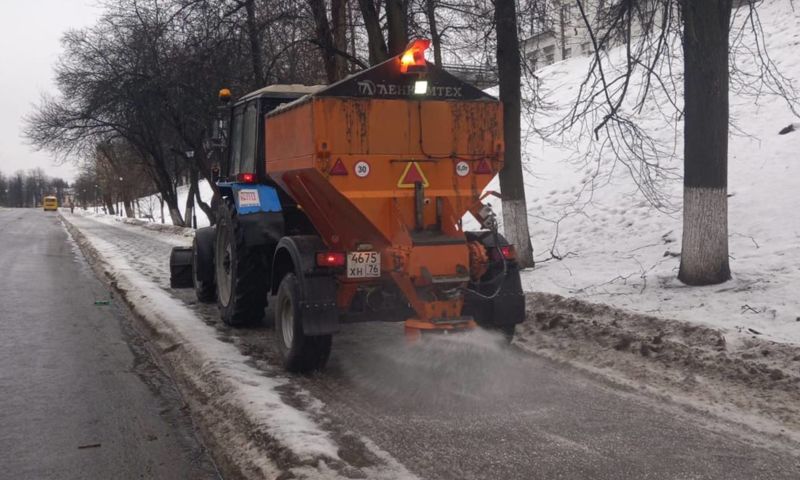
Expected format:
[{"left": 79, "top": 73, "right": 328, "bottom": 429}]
[{"left": 347, "top": 251, "right": 380, "bottom": 278}]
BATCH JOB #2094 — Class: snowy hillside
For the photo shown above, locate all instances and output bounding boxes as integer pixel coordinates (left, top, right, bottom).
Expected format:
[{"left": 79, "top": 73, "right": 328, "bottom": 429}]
[{"left": 512, "top": 0, "right": 800, "bottom": 344}]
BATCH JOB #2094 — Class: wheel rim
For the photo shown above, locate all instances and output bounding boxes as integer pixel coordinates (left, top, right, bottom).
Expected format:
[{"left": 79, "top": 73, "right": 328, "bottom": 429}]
[
  {"left": 280, "top": 294, "right": 294, "bottom": 348},
  {"left": 216, "top": 227, "right": 232, "bottom": 306}
]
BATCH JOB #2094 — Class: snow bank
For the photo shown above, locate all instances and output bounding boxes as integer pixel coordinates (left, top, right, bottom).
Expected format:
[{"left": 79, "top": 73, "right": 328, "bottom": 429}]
[{"left": 517, "top": 292, "right": 800, "bottom": 444}]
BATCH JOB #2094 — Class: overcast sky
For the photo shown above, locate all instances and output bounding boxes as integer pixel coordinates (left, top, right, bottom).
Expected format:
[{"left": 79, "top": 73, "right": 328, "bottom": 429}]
[{"left": 0, "top": 0, "right": 100, "bottom": 182}]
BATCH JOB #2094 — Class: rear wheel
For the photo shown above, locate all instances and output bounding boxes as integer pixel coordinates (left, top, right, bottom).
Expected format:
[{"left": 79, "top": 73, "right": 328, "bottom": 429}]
[
  {"left": 274, "top": 273, "right": 332, "bottom": 373},
  {"left": 215, "top": 202, "right": 268, "bottom": 326}
]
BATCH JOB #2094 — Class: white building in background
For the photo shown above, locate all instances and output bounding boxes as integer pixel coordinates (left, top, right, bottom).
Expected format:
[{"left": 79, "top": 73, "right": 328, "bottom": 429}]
[
  {"left": 521, "top": 0, "right": 674, "bottom": 70},
  {"left": 522, "top": 1, "right": 748, "bottom": 70},
  {"left": 521, "top": 1, "right": 599, "bottom": 70}
]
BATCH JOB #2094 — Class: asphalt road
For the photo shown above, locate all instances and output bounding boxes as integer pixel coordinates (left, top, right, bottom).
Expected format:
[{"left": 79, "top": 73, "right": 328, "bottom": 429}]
[
  {"left": 0, "top": 209, "right": 218, "bottom": 479},
  {"left": 67, "top": 211, "right": 800, "bottom": 479}
]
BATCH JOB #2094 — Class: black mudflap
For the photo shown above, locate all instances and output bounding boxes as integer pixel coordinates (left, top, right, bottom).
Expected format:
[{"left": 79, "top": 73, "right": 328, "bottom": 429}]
[
  {"left": 169, "top": 246, "right": 193, "bottom": 288},
  {"left": 463, "top": 263, "right": 525, "bottom": 328},
  {"left": 300, "top": 276, "right": 339, "bottom": 336}
]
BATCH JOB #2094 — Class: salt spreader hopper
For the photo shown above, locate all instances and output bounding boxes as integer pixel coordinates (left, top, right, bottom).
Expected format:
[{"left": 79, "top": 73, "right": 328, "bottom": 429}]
[{"left": 174, "top": 39, "right": 525, "bottom": 372}]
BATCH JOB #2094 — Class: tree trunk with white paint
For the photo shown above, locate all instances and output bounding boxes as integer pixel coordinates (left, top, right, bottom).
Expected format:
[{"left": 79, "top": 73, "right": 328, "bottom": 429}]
[
  {"left": 678, "top": 0, "right": 732, "bottom": 285},
  {"left": 495, "top": 0, "right": 534, "bottom": 268}
]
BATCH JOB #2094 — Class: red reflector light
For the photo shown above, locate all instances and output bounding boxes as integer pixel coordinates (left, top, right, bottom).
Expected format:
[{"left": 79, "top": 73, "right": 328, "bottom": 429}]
[
  {"left": 490, "top": 245, "right": 516, "bottom": 261},
  {"left": 475, "top": 159, "right": 493, "bottom": 175},
  {"left": 329, "top": 158, "right": 348, "bottom": 176},
  {"left": 237, "top": 172, "right": 256, "bottom": 183},
  {"left": 316, "top": 252, "right": 346, "bottom": 267},
  {"left": 400, "top": 38, "right": 431, "bottom": 73}
]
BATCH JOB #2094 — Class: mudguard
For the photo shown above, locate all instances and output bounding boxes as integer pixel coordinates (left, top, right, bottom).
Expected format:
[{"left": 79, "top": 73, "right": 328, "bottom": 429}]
[
  {"left": 169, "top": 246, "right": 193, "bottom": 288},
  {"left": 463, "top": 231, "right": 526, "bottom": 327},
  {"left": 194, "top": 226, "right": 216, "bottom": 283},
  {"left": 272, "top": 235, "right": 339, "bottom": 336}
]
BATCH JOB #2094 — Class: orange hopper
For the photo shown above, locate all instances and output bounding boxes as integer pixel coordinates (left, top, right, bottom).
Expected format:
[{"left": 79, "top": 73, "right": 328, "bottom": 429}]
[{"left": 265, "top": 41, "right": 505, "bottom": 336}]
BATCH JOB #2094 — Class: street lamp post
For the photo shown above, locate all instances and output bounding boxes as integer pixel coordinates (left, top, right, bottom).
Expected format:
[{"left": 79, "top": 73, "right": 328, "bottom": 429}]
[
  {"left": 118, "top": 176, "right": 124, "bottom": 217},
  {"left": 186, "top": 150, "right": 197, "bottom": 229}
]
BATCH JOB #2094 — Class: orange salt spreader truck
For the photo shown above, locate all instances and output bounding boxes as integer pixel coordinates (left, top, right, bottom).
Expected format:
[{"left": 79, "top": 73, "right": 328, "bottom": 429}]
[{"left": 170, "top": 39, "right": 525, "bottom": 372}]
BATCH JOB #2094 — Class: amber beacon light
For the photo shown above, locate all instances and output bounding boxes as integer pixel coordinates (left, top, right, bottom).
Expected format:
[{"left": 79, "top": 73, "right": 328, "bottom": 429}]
[{"left": 400, "top": 39, "right": 431, "bottom": 74}]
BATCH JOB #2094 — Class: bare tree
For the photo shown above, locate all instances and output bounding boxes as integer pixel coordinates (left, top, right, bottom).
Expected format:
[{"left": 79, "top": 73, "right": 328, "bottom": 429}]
[
  {"left": 495, "top": 0, "right": 535, "bottom": 268},
  {"left": 386, "top": 0, "right": 409, "bottom": 55},
  {"left": 423, "top": 0, "right": 443, "bottom": 65},
  {"left": 357, "top": 0, "right": 389, "bottom": 64},
  {"left": 561, "top": 0, "right": 797, "bottom": 285},
  {"left": 677, "top": 0, "right": 732, "bottom": 285},
  {"left": 309, "top": 0, "right": 357, "bottom": 82}
]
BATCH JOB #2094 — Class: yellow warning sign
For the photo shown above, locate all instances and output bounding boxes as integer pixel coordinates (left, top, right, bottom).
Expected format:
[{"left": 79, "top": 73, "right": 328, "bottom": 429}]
[{"left": 397, "top": 162, "right": 430, "bottom": 188}]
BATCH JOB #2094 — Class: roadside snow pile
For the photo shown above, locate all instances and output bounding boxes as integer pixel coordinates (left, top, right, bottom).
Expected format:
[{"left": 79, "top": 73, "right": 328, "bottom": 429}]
[
  {"left": 517, "top": 292, "right": 800, "bottom": 444},
  {"left": 71, "top": 209, "right": 194, "bottom": 245},
  {"left": 510, "top": 0, "right": 800, "bottom": 345}
]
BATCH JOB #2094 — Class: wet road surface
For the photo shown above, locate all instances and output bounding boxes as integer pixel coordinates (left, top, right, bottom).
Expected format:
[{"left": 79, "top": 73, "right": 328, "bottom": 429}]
[
  {"left": 67, "top": 211, "right": 800, "bottom": 479},
  {"left": 0, "top": 209, "right": 218, "bottom": 479}
]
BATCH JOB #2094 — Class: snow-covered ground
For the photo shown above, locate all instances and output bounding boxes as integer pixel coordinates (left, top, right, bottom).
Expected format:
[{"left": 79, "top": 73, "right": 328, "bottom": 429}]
[{"left": 114, "top": 0, "right": 799, "bottom": 346}]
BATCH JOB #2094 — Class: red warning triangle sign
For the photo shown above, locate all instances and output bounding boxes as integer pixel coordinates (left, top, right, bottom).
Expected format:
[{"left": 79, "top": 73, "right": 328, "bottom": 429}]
[
  {"left": 474, "top": 159, "right": 493, "bottom": 175},
  {"left": 329, "top": 158, "right": 348, "bottom": 176},
  {"left": 397, "top": 162, "right": 430, "bottom": 188}
]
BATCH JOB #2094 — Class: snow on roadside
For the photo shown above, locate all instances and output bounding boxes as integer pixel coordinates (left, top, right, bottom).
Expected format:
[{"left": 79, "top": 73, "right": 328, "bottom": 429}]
[
  {"left": 71, "top": 209, "right": 194, "bottom": 246},
  {"left": 61, "top": 213, "right": 418, "bottom": 480}
]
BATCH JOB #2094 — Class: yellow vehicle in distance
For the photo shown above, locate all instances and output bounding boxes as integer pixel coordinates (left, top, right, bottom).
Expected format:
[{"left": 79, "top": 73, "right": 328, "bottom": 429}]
[{"left": 42, "top": 196, "right": 58, "bottom": 212}]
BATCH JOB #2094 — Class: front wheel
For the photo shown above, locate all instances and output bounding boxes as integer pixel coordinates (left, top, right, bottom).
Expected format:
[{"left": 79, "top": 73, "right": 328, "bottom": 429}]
[{"left": 274, "top": 273, "right": 331, "bottom": 373}]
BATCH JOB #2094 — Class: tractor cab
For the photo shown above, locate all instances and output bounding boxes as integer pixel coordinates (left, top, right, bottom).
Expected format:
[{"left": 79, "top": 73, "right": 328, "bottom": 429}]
[{"left": 217, "top": 85, "right": 323, "bottom": 185}]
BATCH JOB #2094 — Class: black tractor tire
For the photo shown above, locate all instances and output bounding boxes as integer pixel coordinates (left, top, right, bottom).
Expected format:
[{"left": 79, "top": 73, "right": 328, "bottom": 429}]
[
  {"left": 274, "top": 273, "right": 332, "bottom": 373},
  {"left": 192, "top": 234, "right": 216, "bottom": 303},
  {"left": 215, "top": 202, "right": 268, "bottom": 326}
]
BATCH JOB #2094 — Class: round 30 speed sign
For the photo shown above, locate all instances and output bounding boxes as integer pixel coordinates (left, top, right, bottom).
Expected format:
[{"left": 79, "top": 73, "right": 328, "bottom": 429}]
[{"left": 355, "top": 161, "right": 370, "bottom": 177}]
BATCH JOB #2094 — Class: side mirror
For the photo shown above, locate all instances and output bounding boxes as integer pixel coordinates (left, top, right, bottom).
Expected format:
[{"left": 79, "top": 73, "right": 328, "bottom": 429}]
[{"left": 210, "top": 106, "right": 230, "bottom": 149}]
